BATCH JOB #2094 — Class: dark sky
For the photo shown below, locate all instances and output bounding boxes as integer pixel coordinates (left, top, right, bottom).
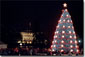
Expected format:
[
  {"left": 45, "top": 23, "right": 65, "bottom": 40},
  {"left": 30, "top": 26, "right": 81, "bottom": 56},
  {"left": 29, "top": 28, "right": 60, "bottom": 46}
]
[{"left": 1, "top": 1, "right": 83, "bottom": 47}]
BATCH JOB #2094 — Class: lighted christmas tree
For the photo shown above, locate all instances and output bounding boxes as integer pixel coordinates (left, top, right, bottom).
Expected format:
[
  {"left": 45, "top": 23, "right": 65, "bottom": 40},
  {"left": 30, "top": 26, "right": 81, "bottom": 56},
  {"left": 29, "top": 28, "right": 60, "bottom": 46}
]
[{"left": 51, "top": 3, "right": 79, "bottom": 54}]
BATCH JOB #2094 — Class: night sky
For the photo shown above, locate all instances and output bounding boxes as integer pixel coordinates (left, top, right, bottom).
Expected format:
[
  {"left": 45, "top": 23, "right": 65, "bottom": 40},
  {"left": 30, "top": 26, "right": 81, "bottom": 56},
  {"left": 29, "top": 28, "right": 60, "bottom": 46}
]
[{"left": 1, "top": 1, "right": 83, "bottom": 48}]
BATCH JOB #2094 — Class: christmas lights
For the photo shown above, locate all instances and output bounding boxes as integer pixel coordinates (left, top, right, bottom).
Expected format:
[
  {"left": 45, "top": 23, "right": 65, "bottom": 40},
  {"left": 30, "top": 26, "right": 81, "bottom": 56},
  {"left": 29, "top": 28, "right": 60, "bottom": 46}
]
[
  {"left": 62, "top": 35, "right": 65, "bottom": 38},
  {"left": 68, "top": 26, "right": 71, "bottom": 28},
  {"left": 70, "top": 45, "right": 73, "bottom": 48},
  {"left": 75, "top": 45, "right": 79, "bottom": 48},
  {"left": 57, "top": 25, "right": 59, "bottom": 28},
  {"left": 63, "top": 25, "right": 65, "bottom": 28},
  {"left": 70, "top": 35, "right": 72, "bottom": 38},
  {"left": 63, "top": 19, "right": 65, "bottom": 22},
  {"left": 61, "top": 49, "right": 64, "bottom": 52},
  {"left": 74, "top": 36, "right": 77, "bottom": 39},
  {"left": 62, "top": 31, "right": 65, "bottom": 33},
  {"left": 77, "top": 49, "right": 79, "bottom": 53},
  {"left": 69, "top": 31, "right": 71, "bottom": 34},
  {"left": 70, "top": 49, "right": 73, "bottom": 52},
  {"left": 56, "top": 31, "right": 59, "bottom": 34},
  {"left": 75, "top": 40, "right": 78, "bottom": 44},
  {"left": 61, "top": 45, "right": 64, "bottom": 47},
  {"left": 52, "top": 49, "right": 55, "bottom": 52},
  {"left": 54, "top": 35, "right": 57, "bottom": 38},
  {"left": 67, "top": 20, "right": 70, "bottom": 22},
  {"left": 53, "top": 45, "right": 56, "bottom": 47},
  {"left": 70, "top": 40, "right": 73, "bottom": 43},
  {"left": 61, "top": 40, "right": 64, "bottom": 43},
  {"left": 73, "top": 31, "right": 75, "bottom": 34}
]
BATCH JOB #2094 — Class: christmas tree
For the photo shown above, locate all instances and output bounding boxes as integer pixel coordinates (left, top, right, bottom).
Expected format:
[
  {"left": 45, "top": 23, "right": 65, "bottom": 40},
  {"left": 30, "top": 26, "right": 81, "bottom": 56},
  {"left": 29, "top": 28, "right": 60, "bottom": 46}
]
[{"left": 51, "top": 3, "right": 79, "bottom": 54}]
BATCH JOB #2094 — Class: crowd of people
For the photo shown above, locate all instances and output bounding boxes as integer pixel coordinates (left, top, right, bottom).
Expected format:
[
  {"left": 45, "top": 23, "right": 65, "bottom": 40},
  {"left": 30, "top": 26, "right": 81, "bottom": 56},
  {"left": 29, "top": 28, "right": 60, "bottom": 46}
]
[{"left": 0, "top": 47, "right": 83, "bottom": 56}]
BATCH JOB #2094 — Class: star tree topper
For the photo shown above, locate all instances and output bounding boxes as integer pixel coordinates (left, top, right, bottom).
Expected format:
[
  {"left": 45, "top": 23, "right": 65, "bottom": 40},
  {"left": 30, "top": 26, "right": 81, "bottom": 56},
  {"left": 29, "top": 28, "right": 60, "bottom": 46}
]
[{"left": 63, "top": 3, "right": 67, "bottom": 7}]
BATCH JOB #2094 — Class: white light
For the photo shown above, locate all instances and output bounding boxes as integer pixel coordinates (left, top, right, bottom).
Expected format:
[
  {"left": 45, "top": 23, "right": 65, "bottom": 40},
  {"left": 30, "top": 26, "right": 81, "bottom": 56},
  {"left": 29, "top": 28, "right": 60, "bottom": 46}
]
[
  {"left": 52, "top": 49, "right": 55, "bottom": 51},
  {"left": 61, "top": 45, "right": 64, "bottom": 47},
  {"left": 59, "top": 20, "right": 61, "bottom": 23},
  {"left": 70, "top": 49, "right": 73, "bottom": 52},
  {"left": 70, "top": 40, "right": 73, "bottom": 43},
  {"left": 70, "top": 45, "right": 73, "bottom": 48},
  {"left": 57, "top": 25, "right": 59, "bottom": 28},
  {"left": 62, "top": 31, "right": 65, "bottom": 33},
  {"left": 52, "top": 41, "right": 54, "bottom": 44},
  {"left": 77, "top": 49, "right": 79, "bottom": 52},
  {"left": 51, "top": 45, "right": 53, "bottom": 47},
  {"left": 73, "top": 31, "right": 75, "bottom": 34},
  {"left": 62, "top": 15, "right": 63, "bottom": 17},
  {"left": 62, "top": 35, "right": 64, "bottom": 38},
  {"left": 66, "top": 14, "right": 69, "bottom": 17},
  {"left": 61, "top": 40, "right": 64, "bottom": 43},
  {"left": 69, "top": 31, "right": 71, "bottom": 34},
  {"left": 70, "top": 35, "right": 72, "bottom": 38},
  {"left": 63, "top": 25, "right": 65, "bottom": 28},
  {"left": 20, "top": 43, "right": 22, "bottom": 46},
  {"left": 74, "top": 36, "right": 77, "bottom": 39},
  {"left": 65, "top": 9, "right": 68, "bottom": 11},
  {"left": 54, "top": 35, "right": 57, "bottom": 38},
  {"left": 61, "top": 49, "right": 64, "bottom": 52},
  {"left": 75, "top": 40, "right": 78, "bottom": 44},
  {"left": 67, "top": 20, "right": 70, "bottom": 22},
  {"left": 63, "top": 3, "right": 67, "bottom": 7},
  {"left": 79, "top": 40, "right": 81, "bottom": 43},
  {"left": 54, "top": 40, "right": 57, "bottom": 43},
  {"left": 71, "top": 20, "right": 72, "bottom": 23},
  {"left": 72, "top": 26, "right": 74, "bottom": 29},
  {"left": 75, "top": 45, "right": 79, "bottom": 48},
  {"left": 56, "top": 31, "right": 59, "bottom": 33},
  {"left": 68, "top": 26, "right": 71, "bottom": 28},
  {"left": 54, "top": 45, "right": 56, "bottom": 47},
  {"left": 63, "top": 20, "right": 65, "bottom": 22}
]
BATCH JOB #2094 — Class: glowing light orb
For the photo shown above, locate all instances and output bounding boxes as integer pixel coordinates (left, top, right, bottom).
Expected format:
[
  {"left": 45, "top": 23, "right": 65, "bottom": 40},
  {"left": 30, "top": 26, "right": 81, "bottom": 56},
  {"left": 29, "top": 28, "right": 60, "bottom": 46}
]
[
  {"left": 69, "top": 31, "right": 71, "bottom": 34},
  {"left": 70, "top": 45, "right": 73, "bottom": 48},
  {"left": 62, "top": 31, "right": 65, "bottom": 33},
  {"left": 70, "top": 49, "right": 73, "bottom": 52},
  {"left": 63, "top": 20, "right": 65, "bottom": 22},
  {"left": 57, "top": 25, "right": 59, "bottom": 28},
  {"left": 68, "top": 26, "right": 71, "bottom": 28},
  {"left": 74, "top": 36, "right": 77, "bottom": 39},
  {"left": 63, "top": 25, "right": 65, "bottom": 28},
  {"left": 67, "top": 20, "right": 70, "bottom": 22},
  {"left": 61, "top": 49, "right": 64, "bottom": 52},
  {"left": 73, "top": 31, "right": 75, "bottom": 34},
  {"left": 52, "top": 49, "right": 55, "bottom": 52},
  {"left": 70, "top": 35, "right": 72, "bottom": 38},
  {"left": 52, "top": 41, "right": 54, "bottom": 44},
  {"left": 54, "top": 40, "right": 57, "bottom": 43},
  {"left": 72, "top": 26, "right": 74, "bottom": 29},
  {"left": 75, "top": 45, "right": 79, "bottom": 48},
  {"left": 70, "top": 40, "right": 73, "bottom": 43},
  {"left": 71, "top": 20, "right": 72, "bottom": 23},
  {"left": 63, "top": 3, "right": 67, "bottom": 7},
  {"left": 77, "top": 49, "right": 79, "bottom": 53},
  {"left": 53, "top": 45, "right": 56, "bottom": 47},
  {"left": 56, "top": 31, "right": 59, "bottom": 34},
  {"left": 62, "top": 35, "right": 64, "bottom": 38},
  {"left": 61, "top": 45, "right": 64, "bottom": 47},
  {"left": 61, "top": 40, "right": 64, "bottom": 43},
  {"left": 59, "top": 20, "right": 61, "bottom": 23},
  {"left": 66, "top": 14, "right": 69, "bottom": 17},
  {"left": 78, "top": 40, "right": 81, "bottom": 43},
  {"left": 75, "top": 40, "right": 78, "bottom": 44},
  {"left": 65, "top": 9, "right": 68, "bottom": 11}
]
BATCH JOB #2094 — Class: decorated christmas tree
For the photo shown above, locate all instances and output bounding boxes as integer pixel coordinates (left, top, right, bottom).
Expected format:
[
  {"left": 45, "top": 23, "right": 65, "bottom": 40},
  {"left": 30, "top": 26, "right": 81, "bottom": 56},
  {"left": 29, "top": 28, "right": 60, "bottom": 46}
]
[{"left": 51, "top": 3, "right": 79, "bottom": 54}]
